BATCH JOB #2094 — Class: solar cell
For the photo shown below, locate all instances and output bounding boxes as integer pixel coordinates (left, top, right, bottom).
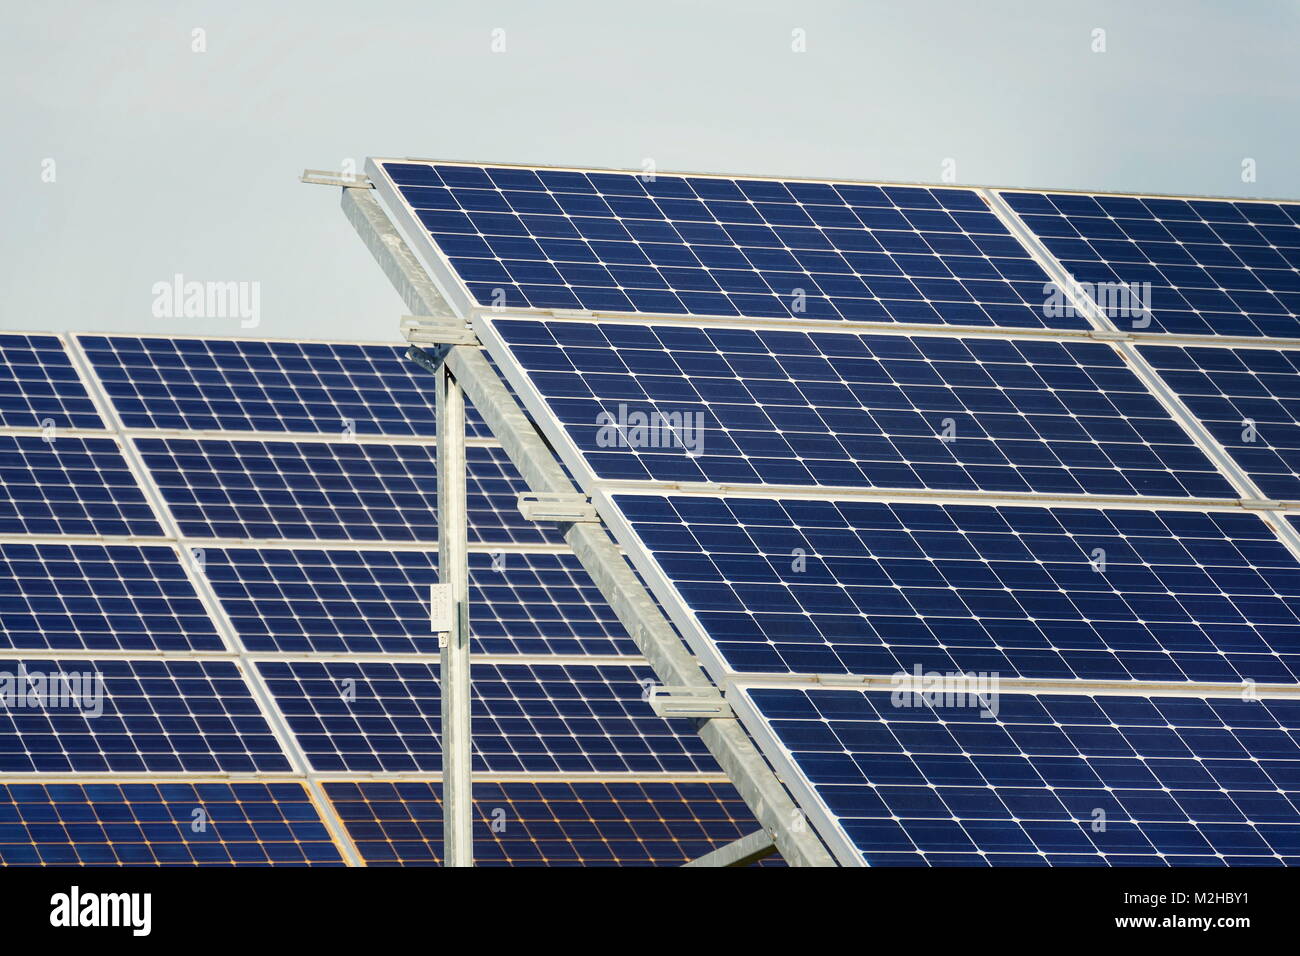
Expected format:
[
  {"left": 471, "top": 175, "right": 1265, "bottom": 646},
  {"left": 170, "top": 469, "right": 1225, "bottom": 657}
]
[
  {"left": 1141, "top": 344, "right": 1300, "bottom": 500},
  {"left": 136, "top": 437, "right": 559, "bottom": 545},
  {"left": 740, "top": 685, "right": 1300, "bottom": 866},
  {"left": 0, "top": 659, "right": 289, "bottom": 773},
  {"left": 0, "top": 782, "right": 343, "bottom": 865},
  {"left": 376, "top": 161, "right": 1088, "bottom": 331},
  {"left": 485, "top": 317, "right": 1236, "bottom": 498},
  {"left": 1001, "top": 190, "right": 1300, "bottom": 338},
  {"left": 205, "top": 547, "right": 635, "bottom": 655},
  {"left": 257, "top": 659, "right": 716, "bottom": 773},
  {"left": 79, "top": 334, "right": 493, "bottom": 438},
  {"left": 0, "top": 334, "right": 102, "bottom": 430},
  {"left": 0, "top": 542, "right": 223, "bottom": 652},
  {"left": 613, "top": 493, "right": 1300, "bottom": 683},
  {"left": 325, "top": 779, "right": 781, "bottom": 866},
  {"left": 0, "top": 435, "right": 161, "bottom": 536}
]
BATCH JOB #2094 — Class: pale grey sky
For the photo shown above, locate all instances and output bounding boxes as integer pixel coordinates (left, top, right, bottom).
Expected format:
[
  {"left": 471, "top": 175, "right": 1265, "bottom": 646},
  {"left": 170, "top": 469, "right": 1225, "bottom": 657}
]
[{"left": 3, "top": 0, "right": 1297, "bottom": 343}]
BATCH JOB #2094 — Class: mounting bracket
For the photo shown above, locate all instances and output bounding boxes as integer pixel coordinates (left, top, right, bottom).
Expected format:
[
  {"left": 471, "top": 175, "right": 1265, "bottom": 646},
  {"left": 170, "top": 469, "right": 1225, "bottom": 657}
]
[
  {"left": 647, "top": 685, "right": 734, "bottom": 719},
  {"left": 517, "top": 492, "right": 600, "bottom": 524},
  {"left": 401, "top": 315, "right": 478, "bottom": 346},
  {"left": 300, "top": 169, "right": 373, "bottom": 188}
]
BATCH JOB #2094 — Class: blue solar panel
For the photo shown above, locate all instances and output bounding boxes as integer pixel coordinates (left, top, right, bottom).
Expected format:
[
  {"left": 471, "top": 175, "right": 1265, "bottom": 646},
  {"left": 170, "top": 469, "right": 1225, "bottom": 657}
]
[
  {"left": 0, "top": 659, "right": 289, "bottom": 773},
  {"left": 79, "top": 334, "right": 493, "bottom": 439},
  {"left": 0, "top": 334, "right": 102, "bottom": 429},
  {"left": 615, "top": 493, "right": 1300, "bottom": 683},
  {"left": 487, "top": 317, "right": 1235, "bottom": 498},
  {"left": 326, "top": 779, "right": 780, "bottom": 866},
  {"left": 0, "top": 543, "right": 222, "bottom": 652},
  {"left": 1002, "top": 191, "right": 1300, "bottom": 338},
  {"left": 0, "top": 782, "right": 344, "bottom": 865},
  {"left": 206, "top": 547, "right": 634, "bottom": 655},
  {"left": 136, "top": 438, "right": 560, "bottom": 545},
  {"left": 258, "top": 660, "right": 716, "bottom": 773},
  {"left": 741, "top": 685, "right": 1300, "bottom": 866},
  {"left": 0, "top": 435, "right": 161, "bottom": 536},
  {"left": 377, "top": 161, "right": 1087, "bottom": 331},
  {"left": 1141, "top": 344, "right": 1300, "bottom": 500}
]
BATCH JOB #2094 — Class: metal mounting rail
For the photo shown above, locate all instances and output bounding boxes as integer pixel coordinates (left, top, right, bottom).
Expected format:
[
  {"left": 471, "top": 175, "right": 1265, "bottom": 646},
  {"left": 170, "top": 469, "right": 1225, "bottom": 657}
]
[{"left": 340, "top": 183, "right": 836, "bottom": 867}]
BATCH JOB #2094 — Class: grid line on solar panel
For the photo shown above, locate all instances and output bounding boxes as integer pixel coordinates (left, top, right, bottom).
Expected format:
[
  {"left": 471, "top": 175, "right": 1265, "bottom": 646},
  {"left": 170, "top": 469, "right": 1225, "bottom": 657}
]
[
  {"left": 324, "top": 779, "right": 780, "bottom": 866},
  {"left": 378, "top": 161, "right": 1088, "bottom": 331},
  {"left": 206, "top": 547, "right": 635, "bottom": 655},
  {"left": 741, "top": 685, "right": 1300, "bottom": 866},
  {"left": 0, "top": 335, "right": 103, "bottom": 430},
  {"left": 0, "top": 542, "right": 223, "bottom": 652},
  {"left": 613, "top": 493, "right": 1300, "bottom": 684},
  {"left": 0, "top": 659, "right": 289, "bottom": 773},
  {"left": 0, "top": 435, "right": 162, "bottom": 537},
  {"left": 135, "top": 437, "right": 559, "bottom": 545},
  {"left": 1000, "top": 190, "right": 1300, "bottom": 339},
  {"left": 257, "top": 659, "right": 716, "bottom": 774},
  {"left": 1140, "top": 344, "right": 1300, "bottom": 501},
  {"left": 78, "top": 334, "right": 494, "bottom": 438},
  {"left": 0, "top": 781, "right": 343, "bottom": 865},
  {"left": 486, "top": 317, "right": 1237, "bottom": 498}
]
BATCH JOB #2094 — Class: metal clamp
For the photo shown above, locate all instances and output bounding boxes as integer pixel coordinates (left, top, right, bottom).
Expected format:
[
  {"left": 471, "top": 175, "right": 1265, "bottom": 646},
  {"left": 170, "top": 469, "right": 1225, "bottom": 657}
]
[
  {"left": 1240, "top": 498, "right": 1286, "bottom": 511},
  {"left": 517, "top": 493, "right": 599, "bottom": 524},
  {"left": 647, "top": 685, "right": 734, "bottom": 719},
  {"left": 1087, "top": 329, "right": 1134, "bottom": 342}
]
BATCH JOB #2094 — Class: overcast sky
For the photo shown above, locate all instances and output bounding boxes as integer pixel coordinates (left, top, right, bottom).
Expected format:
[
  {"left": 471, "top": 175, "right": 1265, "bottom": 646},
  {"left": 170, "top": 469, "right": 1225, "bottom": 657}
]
[{"left": 3, "top": 0, "right": 1297, "bottom": 344}]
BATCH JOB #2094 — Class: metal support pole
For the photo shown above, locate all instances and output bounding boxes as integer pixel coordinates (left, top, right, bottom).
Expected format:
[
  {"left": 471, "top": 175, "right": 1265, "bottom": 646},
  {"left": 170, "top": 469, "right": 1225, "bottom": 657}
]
[{"left": 436, "top": 354, "right": 473, "bottom": 867}]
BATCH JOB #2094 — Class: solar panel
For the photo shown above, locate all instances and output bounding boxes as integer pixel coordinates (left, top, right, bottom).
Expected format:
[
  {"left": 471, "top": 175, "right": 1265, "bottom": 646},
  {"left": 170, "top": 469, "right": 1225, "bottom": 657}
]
[
  {"left": 0, "top": 334, "right": 102, "bottom": 430},
  {"left": 325, "top": 779, "right": 781, "bottom": 866},
  {"left": 205, "top": 547, "right": 635, "bottom": 655},
  {"left": 0, "top": 659, "right": 289, "bottom": 773},
  {"left": 0, "top": 542, "right": 223, "bottom": 652},
  {"left": 257, "top": 659, "right": 716, "bottom": 773},
  {"left": 1001, "top": 190, "right": 1300, "bottom": 338},
  {"left": 737, "top": 685, "right": 1300, "bottom": 866},
  {"left": 374, "top": 161, "right": 1089, "bottom": 331},
  {"left": 0, "top": 435, "right": 161, "bottom": 537},
  {"left": 1141, "top": 343, "right": 1300, "bottom": 500},
  {"left": 0, "top": 782, "right": 344, "bottom": 865},
  {"left": 79, "top": 334, "right": 493, "bottom": 439},
  {"left": 611, "top": 493, "right": 1300, "bottom": 684},
  {"left": 483, "top": 317, "right": 1235, "bottom": 497},
  {"left": 135, "top": 437, "right": 559, "bottom": 545}
]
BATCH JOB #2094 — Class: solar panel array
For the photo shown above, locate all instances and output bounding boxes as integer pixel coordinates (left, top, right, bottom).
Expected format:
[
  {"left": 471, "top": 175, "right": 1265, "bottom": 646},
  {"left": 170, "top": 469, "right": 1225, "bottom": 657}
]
[
  {"left": 9, "top": 161, "right": 1300, "bottom": 867},
  {"left": 370, "top": 158, "right": 1300, "bottom": 866},
  {"left": 0, "top": 329, "right": 765, "bottom": 866}
]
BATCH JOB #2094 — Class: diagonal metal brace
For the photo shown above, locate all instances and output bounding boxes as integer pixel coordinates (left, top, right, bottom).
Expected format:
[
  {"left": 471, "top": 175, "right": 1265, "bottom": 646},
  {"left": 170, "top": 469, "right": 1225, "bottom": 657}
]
[{"left": 682, "top": 828, "right": 778, "bottom": 867}]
